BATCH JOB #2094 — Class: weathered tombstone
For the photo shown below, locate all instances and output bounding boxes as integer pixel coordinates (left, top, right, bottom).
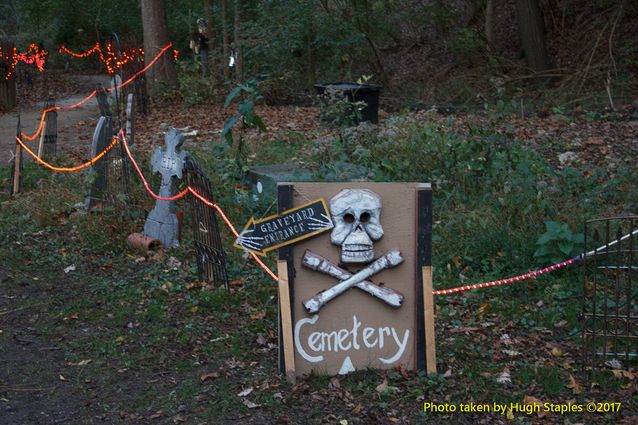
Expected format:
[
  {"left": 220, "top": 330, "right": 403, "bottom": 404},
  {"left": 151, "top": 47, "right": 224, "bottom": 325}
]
[
  {"left": 37, "top": 99, "right": 57, "bottom": 158},
  {"left": 125, "top": 93, "right": 135, "bottom": 145},
  {"left": 185, "top": 156, "right": 229, "bottom": 288},
  {"left": 276, "top": 182, "right": 434, "bottom": 381},
  {"left": 143, "top": 129, "right": 187, "bottom": 248},
  {"left": 84, "top": 116, "right": 113, "bottom": 210},
  {"left": 10, "top": 115, "right": 23, "bottom": 195},
  {"left": 95, "top": 85, "right": 111, "bottom": 118}
]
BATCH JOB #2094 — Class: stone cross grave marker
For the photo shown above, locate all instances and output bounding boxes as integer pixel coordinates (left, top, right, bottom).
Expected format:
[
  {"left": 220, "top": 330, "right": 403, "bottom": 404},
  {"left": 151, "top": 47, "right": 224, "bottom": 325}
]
[
  {"left": 143, "top": 128, "right": 187, "bottom": 248},
  {"left": 84, "top": 116, "right": 113, "bottom": 210}
]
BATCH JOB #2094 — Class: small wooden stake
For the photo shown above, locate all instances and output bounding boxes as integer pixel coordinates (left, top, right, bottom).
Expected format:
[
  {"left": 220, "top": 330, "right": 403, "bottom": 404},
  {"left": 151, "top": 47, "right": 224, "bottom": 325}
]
[
  {"left": 422, "top": 266, "right": 437, "bottom": 374},
  {"left": 11, "top": 141, "right": 22, "bottom": 195},
  {"left": 277, "top": 260, "right": 296, "bottom": 383}
]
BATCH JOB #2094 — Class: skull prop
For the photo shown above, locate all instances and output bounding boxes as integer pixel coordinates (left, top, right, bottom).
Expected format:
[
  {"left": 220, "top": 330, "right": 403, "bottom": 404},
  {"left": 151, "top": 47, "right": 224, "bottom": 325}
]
[{"left": 330, "top": 189, "right": 384, "bottom": 264}]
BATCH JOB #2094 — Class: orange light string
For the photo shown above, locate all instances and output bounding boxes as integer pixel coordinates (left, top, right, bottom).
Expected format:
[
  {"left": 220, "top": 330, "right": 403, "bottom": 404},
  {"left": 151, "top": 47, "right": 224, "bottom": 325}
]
[
  {"left": 15, "top": 135, "right": 118, "bottom": 172},
  {"left": 1, "top": 43, "right": 48, "bottom": 80},
  {"left": 20, "top": 43, "right": 173, "bottom": 143},
  {"left": 118, "top": 130, "right": 190, "bottom": 202},
  {"left": 118, "top": 129, "right": 278, "bottom": 282}
]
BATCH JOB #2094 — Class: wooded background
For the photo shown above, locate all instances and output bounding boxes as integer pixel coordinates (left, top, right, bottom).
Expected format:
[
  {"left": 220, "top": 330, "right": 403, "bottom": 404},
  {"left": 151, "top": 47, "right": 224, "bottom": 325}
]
[{"left": 1, "top": 0, "right": 636, "bottom": 107}]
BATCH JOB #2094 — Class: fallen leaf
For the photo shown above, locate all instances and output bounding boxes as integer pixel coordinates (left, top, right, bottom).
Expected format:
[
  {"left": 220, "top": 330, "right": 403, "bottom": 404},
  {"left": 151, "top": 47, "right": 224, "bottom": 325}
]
[
  {"left": 256, "top": 334, "right": 268, "bottom": 345},
  {"left": 167, "top": 256, "right": 181, "bottom": 269},
  {"left": 567, "top": 374, "right": 583, "bottom": 394},
  {"left": 250, "top": 310, "right": 266, "bottom": 320},
  {"left": 77, "top": 359, "right": 92, "bottom": 366},
  {"left": 329, "top": 376, "right": 341, "bottom": 389},
  {"left": 339, "top": 420, "right": 348, "bottom": 425},
  {"left": 242, "top": 399, "right": 261, "bottom": 409},
  {"left": 186, "top": 281, "right": 208, "bottom": 290},
  {"left": 605, "top": 359, "right": 622, "bottom": 369},
  {"left": 63, "top": 265, "right": 76, "bottom": 273},
  {"left": 59, "top": 375, "right": 67, "bottom": 381},
  {"left": 351, "top": 403, "right": 364, "bottom": 414},
  {"left": 443, "top": 367, "right": 452, "bottom": 378},
  {"left": 611, "top": 369, "right": 636, "bottom": 379},
  {"left": 551, "top": 347, "right": 563, "bottom": 357},
  {"left": 149, "top": 410, "right": 163, "bottom": 419},
  {"left": 200, "top": 372, "right": 219, "bottom": 382},
  {"left": 375, "top": 379, "right": 388, "bottom": 394},
  {"left": 172, "top": 415, "right": 188, "bottom": 423},
  {"left": 503, "top": 349, "right": 521, "bottom": 357},
  {"left": 496, "top": 368, "right": 511, "bottom": 384},
  {"left": 237, "top": 387, "right": 253, "bottom": 397}
]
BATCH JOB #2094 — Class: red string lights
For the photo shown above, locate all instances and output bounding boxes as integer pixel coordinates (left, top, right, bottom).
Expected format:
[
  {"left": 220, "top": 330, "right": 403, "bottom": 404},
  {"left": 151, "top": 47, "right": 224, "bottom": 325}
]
[
  {"left": 20, "top": 42, "right": 174, "bottom": 144},
  {"left": 59, "top": 42, "right": 179, "bottom": 74},
  {"left": 0, "top": 43, "right": 48, "bottom": 80},
  {"left": 431, "top": 257, "right": 580, "bottom": 295},
  {"left": 118, "top": 129, "right": 279, "bottom": 282}
]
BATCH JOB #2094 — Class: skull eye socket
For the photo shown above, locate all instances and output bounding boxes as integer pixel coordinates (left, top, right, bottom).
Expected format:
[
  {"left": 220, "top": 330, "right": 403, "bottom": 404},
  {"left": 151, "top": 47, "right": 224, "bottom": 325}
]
[
  {"left": 360, "top": 212, "right": 371, "bottom": 223},
  {"left": 344, "top": 213, "right": 355, "bottom": 223}
]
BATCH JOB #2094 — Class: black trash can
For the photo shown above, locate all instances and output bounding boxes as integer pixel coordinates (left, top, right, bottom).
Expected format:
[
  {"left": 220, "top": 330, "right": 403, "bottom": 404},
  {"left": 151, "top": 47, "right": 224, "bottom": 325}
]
[{"left": 315, "top": 82, "right": 382, "bottom": 124}]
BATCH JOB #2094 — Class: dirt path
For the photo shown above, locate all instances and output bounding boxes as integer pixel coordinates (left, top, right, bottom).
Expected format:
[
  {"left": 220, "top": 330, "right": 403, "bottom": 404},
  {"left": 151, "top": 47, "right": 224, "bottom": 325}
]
[{"left": 0, "top": 75, "right": 111, "bottom": 166}]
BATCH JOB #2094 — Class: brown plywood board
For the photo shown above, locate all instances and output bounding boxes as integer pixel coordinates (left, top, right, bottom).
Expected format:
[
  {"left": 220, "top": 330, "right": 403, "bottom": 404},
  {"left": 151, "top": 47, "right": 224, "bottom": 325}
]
[{"left": 284, "top": 182, "right": 429, "bottom": 376}]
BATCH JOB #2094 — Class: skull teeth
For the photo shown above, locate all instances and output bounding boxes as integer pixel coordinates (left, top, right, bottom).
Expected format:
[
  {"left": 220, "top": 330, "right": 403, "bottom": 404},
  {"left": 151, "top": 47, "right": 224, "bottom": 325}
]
[{"left": 344, "top": 244, "right": 373, "bottom": 252}]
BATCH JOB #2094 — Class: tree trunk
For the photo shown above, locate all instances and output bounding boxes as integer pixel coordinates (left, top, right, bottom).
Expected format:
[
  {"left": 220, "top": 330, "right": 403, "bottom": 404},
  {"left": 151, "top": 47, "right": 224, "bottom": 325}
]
[
  {"left": 140, "top": 0, "right": 177, "bottom": 96},
  {"left": 221, "top": 0, "right": 229, "bottom": 80},
  {"left": 514, "top": 0, "right": 549, "bottom": 72},
  {"left": 485, "top": 0, "right": 495, "bottom": 50},
  {"left": 234, "top": 0, "right": 243, "bottom": 82},
  {"left": 204, "top": 0, "right": 215, "bottom": 53}
]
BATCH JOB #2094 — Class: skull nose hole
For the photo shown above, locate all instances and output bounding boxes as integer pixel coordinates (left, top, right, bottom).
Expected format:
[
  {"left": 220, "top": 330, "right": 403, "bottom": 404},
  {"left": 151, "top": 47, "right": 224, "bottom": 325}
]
[
  {"left": 344, "top": 213, "right": 355, "bottom": 224},
  {"left": 360, "top": 212, "right": 371, "bottom": 223}
]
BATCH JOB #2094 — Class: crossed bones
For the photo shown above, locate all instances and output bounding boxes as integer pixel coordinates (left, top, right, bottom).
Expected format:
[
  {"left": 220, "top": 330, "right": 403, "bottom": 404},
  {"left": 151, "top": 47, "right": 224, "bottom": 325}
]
[{"left": 302, "top": 249, "right": 404, "bottom": 314}]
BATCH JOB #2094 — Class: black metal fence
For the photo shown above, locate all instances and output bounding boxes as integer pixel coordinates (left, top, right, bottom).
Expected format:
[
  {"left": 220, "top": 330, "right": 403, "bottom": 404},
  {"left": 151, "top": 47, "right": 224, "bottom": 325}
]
[
  {"left": 184, "top": 156, "right": 229, "bottom": 289},
  {"left": 582, "top": 216, "right": 638, "bottom": 370}
]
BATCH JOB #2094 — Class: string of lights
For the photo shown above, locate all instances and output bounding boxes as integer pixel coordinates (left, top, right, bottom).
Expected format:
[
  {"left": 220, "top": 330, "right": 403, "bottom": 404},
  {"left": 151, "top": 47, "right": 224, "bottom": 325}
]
[
  {"left": 14, "top": 135, "right": 118, "bottom": 172},
  {"left": 118, "top": 129, "right": 279, "bottom": 282},
  {"left": 0, "top": 43, "right": 48, "bottom": 80},
  {"left": 59, "top": 42, "right": 178, "bottom": 74},
  {"left": 431, "top": 257, "right": 580, "bottom": 295},
  {"left": 20, "top": 42, "right": 174, "bottom": 143}
]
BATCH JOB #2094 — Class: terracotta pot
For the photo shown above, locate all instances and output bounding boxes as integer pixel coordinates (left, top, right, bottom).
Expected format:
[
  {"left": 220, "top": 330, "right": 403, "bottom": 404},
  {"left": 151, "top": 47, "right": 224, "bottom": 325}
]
[{"left": 127, "top": 232, "right": 161, "bottom": 253}]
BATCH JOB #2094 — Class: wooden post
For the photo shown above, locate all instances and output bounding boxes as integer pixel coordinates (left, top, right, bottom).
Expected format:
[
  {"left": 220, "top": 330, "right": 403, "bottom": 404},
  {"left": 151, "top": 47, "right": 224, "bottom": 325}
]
[
  {"left": 37, "top": 113, "right": 48, "bottom": 158},
  {"left": 277, "top": 260, "right": 296, "bottom": 383},
  {"left": 422, "top": 266, "right": 437, "bottom": 374},
  {"left": 11, "top": 140, "right": 22, "bottom": 195}
]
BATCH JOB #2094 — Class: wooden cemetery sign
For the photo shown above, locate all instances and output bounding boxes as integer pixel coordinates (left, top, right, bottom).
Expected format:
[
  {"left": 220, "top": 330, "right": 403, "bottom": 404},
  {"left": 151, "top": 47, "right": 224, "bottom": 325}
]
[
  {"left": 234, "top": 198, "right": 333, "bottom": 255},
  {"left": 276, "top": 182, "right": 435, "bottom": 381},
  {"left": 84, "top": 116, "right": 113, "bottom": 210},
  {"left": 143, "top": 129, "right": 187, "bottom": 248},
  {"left": 184, "top": 156, "right": 229, "bottom": 288},
  {"left": 37, "top": 99, "right": 58, "bottom": 158},
  {"left": 10, "top": 116, "right": 23, "bottom": 195}
]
